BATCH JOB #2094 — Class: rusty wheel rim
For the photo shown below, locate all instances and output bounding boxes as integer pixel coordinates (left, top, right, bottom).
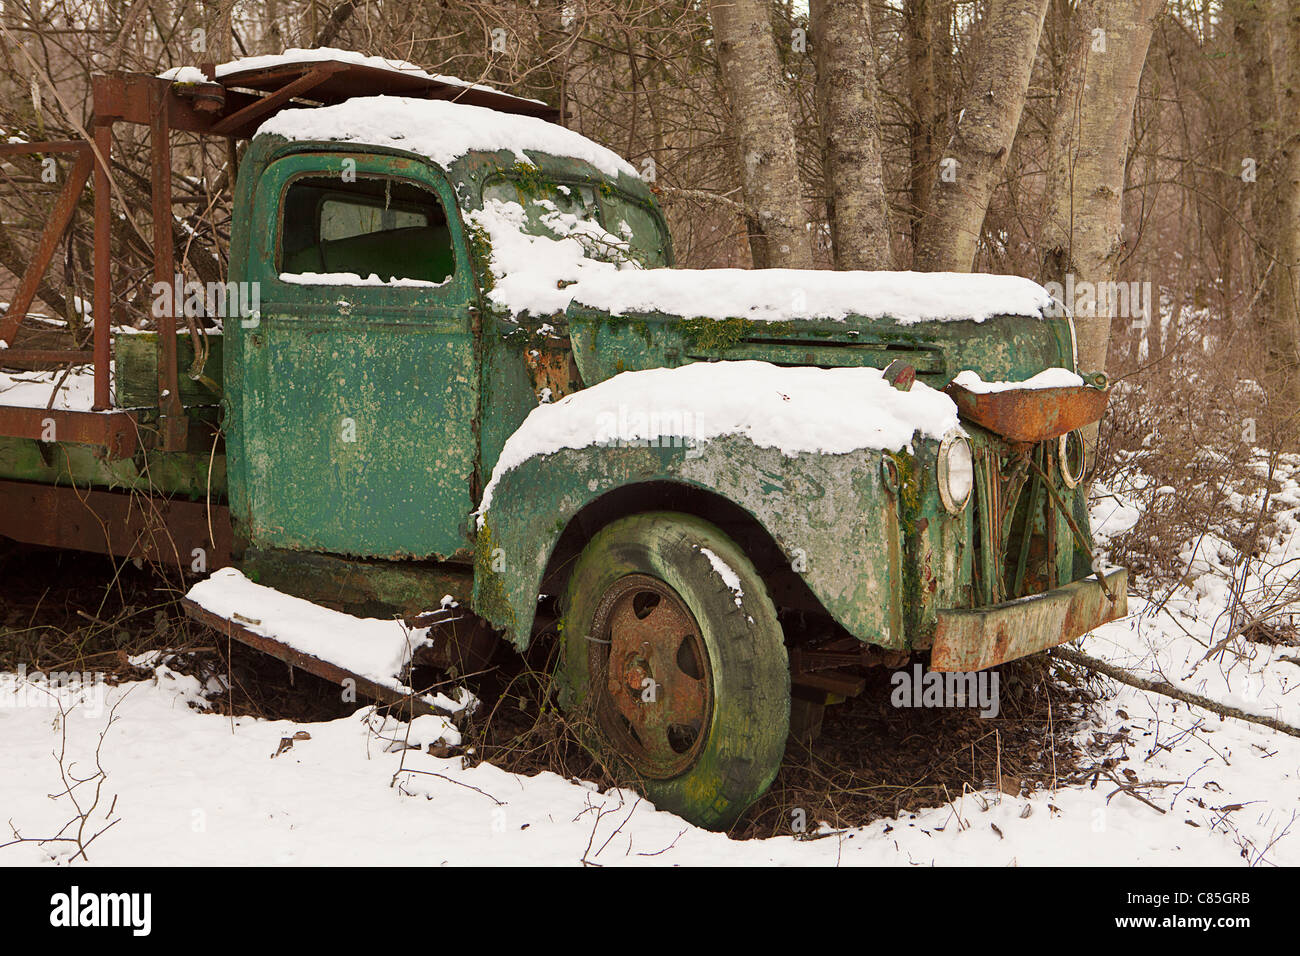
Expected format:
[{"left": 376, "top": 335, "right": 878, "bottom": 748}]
[{"left": 587, "top": 573, "right": 714, "bottom": 779}]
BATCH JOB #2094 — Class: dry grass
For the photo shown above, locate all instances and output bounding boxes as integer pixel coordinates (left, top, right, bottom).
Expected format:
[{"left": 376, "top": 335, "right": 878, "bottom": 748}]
[
  {"left": 0, "top": 541, "right": 197, "bottom": 682},
  {"left": 732, "top": 657, "right": 1099, "bottom": 839},
  {"left": 449, "top": 636, "right": 1105, "bottom": 840},
  {"left": 1097, "top": 314, "right": 1296, "bottom": 592}
]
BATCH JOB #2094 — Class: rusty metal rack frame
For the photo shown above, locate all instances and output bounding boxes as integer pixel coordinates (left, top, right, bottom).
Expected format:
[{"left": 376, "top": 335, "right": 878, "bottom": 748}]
[
  {"left": 0, "top": 58, "right": 558, "bottom": 454},
  {"left": 0, "top": 58, "right": 557, "bottom": 568}
]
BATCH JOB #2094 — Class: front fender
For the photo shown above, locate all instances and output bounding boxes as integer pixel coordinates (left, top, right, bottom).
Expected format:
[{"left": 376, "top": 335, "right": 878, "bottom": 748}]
[{"left": 472, "top": 433, "right": 907, "bottom": 651}]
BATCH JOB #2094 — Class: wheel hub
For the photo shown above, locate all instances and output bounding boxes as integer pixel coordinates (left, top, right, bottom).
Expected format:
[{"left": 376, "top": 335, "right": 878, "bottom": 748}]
[
  {"left": 589, "top": 574, "right": 713, "bottom": 779},
  {"left": 620, "top": 654, "right": 651, "bottom": 694}
]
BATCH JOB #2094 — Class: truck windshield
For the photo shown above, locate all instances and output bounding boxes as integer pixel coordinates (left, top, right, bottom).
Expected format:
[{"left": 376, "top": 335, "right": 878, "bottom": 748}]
[
  {"left": 482, "top": 178, "right": 667, "bottom": 267},
  {"left": 598, "top": 193, "right": 669, "bottom": 267}
]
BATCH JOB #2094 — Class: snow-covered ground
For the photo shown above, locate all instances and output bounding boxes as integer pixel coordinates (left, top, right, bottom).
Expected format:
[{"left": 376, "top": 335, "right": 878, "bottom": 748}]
[{"left": 2, "top": 456, "right": 1297, "bottom": 866}]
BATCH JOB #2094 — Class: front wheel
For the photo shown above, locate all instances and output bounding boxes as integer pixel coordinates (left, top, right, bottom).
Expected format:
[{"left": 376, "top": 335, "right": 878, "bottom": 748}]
[{"left": 557, "top": 512, "right": 789, "bottom": 830}]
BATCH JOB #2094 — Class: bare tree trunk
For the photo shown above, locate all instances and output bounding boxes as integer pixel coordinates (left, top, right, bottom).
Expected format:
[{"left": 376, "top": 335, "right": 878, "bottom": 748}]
[
  {"left": 708, "top": 0, "right": 814, "bottom": 269},
  {"left": 1261, "top": 0, "right": 1300, "bottom": 427},
  {"left": 912, "top": 0, "right": 1050, "bottom": 272},
  {"left": 199, "top": 0, "right": 234, "bottom": 63},
  {"left": 811, "top": 0, "right": 892, "bottom": 270},
  {"left": 314, "top": 0, "right": 362, "bottom": 48},
  {"left": 1039, "top": 0, "right": 1165, "bottom": 379},
  {"left": 1236, "top": 1, "right": 1276, "bottom": 343},
  {"left": 110, "top": 0, "right": 151, "bottom": 68},
  {"left": 904, "top": 0, "right": 942, "bottom": 249}
]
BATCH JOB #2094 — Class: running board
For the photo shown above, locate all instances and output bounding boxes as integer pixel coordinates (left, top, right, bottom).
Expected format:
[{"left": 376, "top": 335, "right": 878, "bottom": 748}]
[{"left": 183, "top": 568, "right": 485, "bottom": 716}]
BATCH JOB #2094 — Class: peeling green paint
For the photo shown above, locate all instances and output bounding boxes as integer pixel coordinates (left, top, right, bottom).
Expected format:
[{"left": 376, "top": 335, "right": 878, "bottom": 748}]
[
  {"left": 463, "top": 219, "right": 495, "bottom": 295},
  {"left": 473, "top": 434, "right": 910, "bottom": 652}
]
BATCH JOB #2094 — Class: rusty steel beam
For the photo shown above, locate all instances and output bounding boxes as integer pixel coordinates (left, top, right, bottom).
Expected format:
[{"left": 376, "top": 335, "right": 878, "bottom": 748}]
[
  {"left": 930, "top": 568, "right": 1128, "bottom": 672},
  {"left": 93, "top": 122, "right": 112, "bottom": 410},
  {"left": 0, "top": 478, "right": 230, "bottom": 570},
  {"left": 93, "top": 72, "right": 260, "bottom": 136},
  {"left": 173, "top": 68, "right": 227, "bottom": 113},
  {"left": 0, "top": 145, "right": 93, "bottom": 349},
  {"left": 209, "top": 62, "right": 345, "bottom": 136},
  {"left": 150, "top": 82, "right": 187, "bottom": 452},
  {"left": 182, "top": 598, "right": 442, "bottom": 716},
  {"left": 0, "top": 140, "right": 86, "bottom": 157},
  {"left": 0, "top": 406, "right": 139, "bottom": 457},
  {"left": 0, "top": 349, "right": 94, "bottom": 364}
]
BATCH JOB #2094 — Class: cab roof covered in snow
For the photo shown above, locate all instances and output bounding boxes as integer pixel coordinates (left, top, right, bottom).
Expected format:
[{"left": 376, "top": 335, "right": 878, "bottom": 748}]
[{"left": 256, "top": 95, "right": 636, "bottom": 180}]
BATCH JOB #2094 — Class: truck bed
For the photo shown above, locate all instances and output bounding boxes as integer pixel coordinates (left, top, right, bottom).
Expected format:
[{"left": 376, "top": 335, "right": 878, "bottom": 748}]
[{"left": 0, "top": 328, "right": 231, "bottom": 570}]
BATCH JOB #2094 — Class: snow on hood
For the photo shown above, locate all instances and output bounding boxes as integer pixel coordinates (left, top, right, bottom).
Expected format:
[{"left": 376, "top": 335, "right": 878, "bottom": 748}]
[
  {"left": 476, "top": 360, "right": 962, "bottom": 521},
  {"left": 468, "top": 198, "right": 1052, "bottom": 328},
  {"left": 566, "top": 268, "right": 1055, "bottom": 325},
  {"left": 257, "top": 95, "right": 636, "bottom": 180}
]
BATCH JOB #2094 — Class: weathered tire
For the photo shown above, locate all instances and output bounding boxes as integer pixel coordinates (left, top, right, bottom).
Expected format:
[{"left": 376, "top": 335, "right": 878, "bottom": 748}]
[{"left": 557, "top": 511, "right": 789, "bottom": 830}]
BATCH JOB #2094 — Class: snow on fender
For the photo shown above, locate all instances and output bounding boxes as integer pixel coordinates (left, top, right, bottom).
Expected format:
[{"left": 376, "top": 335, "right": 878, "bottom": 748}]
[{"left": 475, "top": 359, "right": 963, "bottom": 523}]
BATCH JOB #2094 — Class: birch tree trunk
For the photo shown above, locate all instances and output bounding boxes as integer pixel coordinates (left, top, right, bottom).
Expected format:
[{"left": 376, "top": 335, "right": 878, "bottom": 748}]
[
  {"left": 1233, "top": 0, "right": 1274, "bottom": 354},
  {"left": 811, "top": 0, "right": 893, "bottom": 270},
  {"left": 1039, "top": 0, "right": 1165, "bottom": 379},
  {"left": 912, "top": 0, "right": 1050, "bottom": 272},
  {"left": 708, "top": 0, "right": 814, "bottom": 269}
]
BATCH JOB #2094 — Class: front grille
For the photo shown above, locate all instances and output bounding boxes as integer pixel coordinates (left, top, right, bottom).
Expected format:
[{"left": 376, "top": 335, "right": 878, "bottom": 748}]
[{"left": 971, "top": 440, "right": 1062, "bottom": 605}]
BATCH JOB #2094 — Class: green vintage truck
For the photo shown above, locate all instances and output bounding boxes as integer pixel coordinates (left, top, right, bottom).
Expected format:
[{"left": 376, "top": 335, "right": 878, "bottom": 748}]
[{"left": 0, "top": 56, "right": 1125, "bottom": 829}]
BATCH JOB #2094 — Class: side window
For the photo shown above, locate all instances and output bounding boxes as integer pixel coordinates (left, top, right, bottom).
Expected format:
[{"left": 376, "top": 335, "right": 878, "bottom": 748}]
[
  {"left": 482, "top": 180, "right": 520, "bottom": 207},
  {"left": 279, "top": 175, "right": 455, "bottom": 285}
]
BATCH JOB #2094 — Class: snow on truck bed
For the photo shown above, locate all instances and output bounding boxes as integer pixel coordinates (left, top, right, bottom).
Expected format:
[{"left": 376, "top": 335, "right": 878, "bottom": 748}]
[
  {"left": 477, "top": 360, "right": 961, "bottom": 519},
  {"left": 0, "top": 364, "right": 103, "bottom": 411}
]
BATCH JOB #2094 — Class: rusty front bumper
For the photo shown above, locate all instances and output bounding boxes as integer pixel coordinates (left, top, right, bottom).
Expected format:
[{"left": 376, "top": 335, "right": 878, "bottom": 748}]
[{"left": 929, "top": 568, "right": 1127, "bottom": 672}]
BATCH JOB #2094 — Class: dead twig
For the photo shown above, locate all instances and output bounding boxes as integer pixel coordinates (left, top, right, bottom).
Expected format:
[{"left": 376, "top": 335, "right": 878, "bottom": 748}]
[{"left": 1051, "top": 645, "right": 1300, "bottom": 739}]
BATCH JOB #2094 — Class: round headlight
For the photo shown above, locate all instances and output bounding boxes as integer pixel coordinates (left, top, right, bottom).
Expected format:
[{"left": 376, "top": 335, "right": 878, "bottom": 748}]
[
  {"left": 1058, "top": 429, "right": 1086, "bottom": 489},
  {"left": 937, "top": 432, "right": 974, "bottom": 514}
]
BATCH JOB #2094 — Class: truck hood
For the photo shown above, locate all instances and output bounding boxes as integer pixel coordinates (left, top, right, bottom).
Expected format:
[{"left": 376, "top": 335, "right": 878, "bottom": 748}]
[{"left": 563, "top": 268, "right": 1076, "bottom": 389}]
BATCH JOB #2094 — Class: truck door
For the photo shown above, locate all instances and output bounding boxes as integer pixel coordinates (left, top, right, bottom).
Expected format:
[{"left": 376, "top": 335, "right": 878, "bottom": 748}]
[{"left": 231, "top": 151, "right": 478, "bottom": 560}]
